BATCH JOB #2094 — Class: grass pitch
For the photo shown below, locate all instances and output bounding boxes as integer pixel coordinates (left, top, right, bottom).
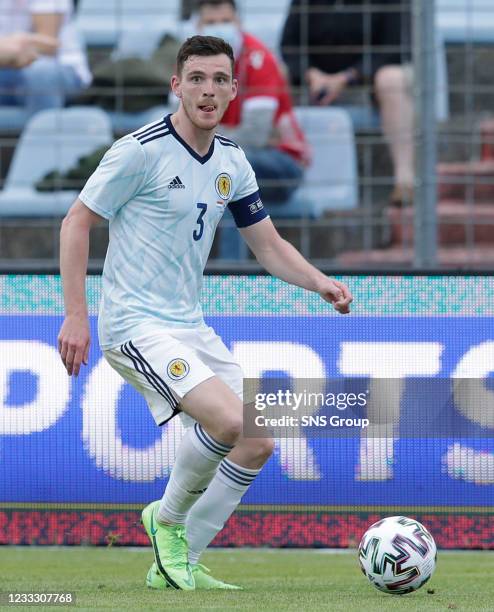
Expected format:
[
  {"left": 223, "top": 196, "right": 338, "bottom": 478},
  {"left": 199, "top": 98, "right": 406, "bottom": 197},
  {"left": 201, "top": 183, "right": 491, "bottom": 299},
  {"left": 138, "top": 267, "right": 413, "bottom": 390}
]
[{"left": 0, "top": 547, "right": 493, "bottom": 611}]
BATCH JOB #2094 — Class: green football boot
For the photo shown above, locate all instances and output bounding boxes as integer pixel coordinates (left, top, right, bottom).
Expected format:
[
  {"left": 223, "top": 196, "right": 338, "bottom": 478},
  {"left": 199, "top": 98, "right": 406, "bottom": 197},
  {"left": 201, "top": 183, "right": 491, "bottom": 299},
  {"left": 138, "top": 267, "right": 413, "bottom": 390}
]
[
  {"left": 141, "top": 501, "right": 195, "bottom": 591},
  {"left": 146, "top": 562, "right": 243, "bottom": 591}
]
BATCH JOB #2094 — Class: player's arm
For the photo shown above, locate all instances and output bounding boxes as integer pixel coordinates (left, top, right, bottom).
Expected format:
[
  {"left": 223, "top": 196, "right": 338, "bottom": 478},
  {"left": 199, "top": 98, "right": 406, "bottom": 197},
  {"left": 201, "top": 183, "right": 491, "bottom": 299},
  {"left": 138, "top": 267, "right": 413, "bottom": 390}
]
[
  {"left": 58, "top": 199, "right": 104, "bottom": 376},
  {"left": 240, "top": 217, "right": 352, "bottom": 314}
]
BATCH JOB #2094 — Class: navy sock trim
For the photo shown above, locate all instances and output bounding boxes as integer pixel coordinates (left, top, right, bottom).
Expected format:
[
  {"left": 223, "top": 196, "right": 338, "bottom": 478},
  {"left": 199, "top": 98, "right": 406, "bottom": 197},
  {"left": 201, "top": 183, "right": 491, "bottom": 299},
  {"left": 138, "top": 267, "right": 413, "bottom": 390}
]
[
  {"left": 219, "top": 461, "right": 256, "bottom": 485},
  {"left": 219, "top": 464, "right": 253, "bottom": 487},
  {"left": 222, "top": 458, "right": 258, "bottom": 480},
  {"left": 194, "top": 423, "right": 232, "bottom": 458}
]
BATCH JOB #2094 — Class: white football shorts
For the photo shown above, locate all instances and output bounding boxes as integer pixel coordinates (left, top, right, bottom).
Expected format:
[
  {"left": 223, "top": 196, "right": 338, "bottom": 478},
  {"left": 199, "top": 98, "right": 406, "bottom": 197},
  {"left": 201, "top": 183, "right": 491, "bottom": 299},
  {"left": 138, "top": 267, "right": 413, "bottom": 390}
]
[{"left": 103, "top": 323, "right": 243, "bottom": 427}]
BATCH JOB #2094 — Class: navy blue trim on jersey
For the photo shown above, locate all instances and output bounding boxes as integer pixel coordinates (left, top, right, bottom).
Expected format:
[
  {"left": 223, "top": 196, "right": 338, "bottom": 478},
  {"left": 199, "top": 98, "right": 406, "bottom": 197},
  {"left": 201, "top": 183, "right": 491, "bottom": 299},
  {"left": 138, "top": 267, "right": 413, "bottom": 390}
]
[
  {"left": 215, "top": 134, "right": 239, "bottom": 149},
  {"left": 228, "top": 190, "right": 268, "bottom": 228},
  {"left": 138, "top": 129, "right": 171, "bottom": 145},
  {"left": 120, "top": 341, "right": 179, "bottom": 411},
  {"left": 135, "top": 124, "right": 169, "bottom": 141},
  {"left": 133, "top": 119, "right": 166, "bottom": 138},
  {"left": 164, "top": 114, "right": 215, "bottom": 164}
]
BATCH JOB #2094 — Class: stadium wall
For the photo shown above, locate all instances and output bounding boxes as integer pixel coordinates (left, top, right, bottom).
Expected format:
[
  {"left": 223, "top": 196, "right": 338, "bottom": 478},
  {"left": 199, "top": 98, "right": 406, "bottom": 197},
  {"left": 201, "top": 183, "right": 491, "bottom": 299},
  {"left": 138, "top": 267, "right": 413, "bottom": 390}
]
[{"left": 0, "top": 275, "right": 493, "bottom": 549}]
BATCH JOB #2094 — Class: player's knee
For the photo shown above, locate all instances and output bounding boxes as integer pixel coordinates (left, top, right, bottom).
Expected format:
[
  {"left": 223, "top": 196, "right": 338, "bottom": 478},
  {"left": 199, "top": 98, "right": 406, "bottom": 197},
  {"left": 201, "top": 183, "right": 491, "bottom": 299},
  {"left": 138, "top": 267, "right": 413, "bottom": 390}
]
[
  {"left": 241, "top": 437, "right": 275, "bottom": 463},
  {"left": 216, "top": 414, "right": 243, "bottom": 446},
  {"left": 256, "top": 437, "right": 275, "bottom": 461}
]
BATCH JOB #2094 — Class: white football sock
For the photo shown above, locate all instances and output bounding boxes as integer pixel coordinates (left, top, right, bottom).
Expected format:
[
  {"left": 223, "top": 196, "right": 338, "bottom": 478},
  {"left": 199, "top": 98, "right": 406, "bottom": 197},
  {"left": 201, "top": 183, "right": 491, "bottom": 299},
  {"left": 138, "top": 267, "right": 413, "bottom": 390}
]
[
  {"left": 157, "top": 423, "right": 233, "bottom": 525},
  {"left": 186, "top": 458, "right": 261, "bottom": 565}
]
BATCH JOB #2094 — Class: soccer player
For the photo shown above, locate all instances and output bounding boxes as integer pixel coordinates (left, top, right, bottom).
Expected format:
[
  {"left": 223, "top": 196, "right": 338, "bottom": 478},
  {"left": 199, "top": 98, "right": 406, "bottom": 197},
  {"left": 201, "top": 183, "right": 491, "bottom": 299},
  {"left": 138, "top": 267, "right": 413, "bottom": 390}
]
[{"left": 57, "top": 35, "right": 352, "bottom": 591}]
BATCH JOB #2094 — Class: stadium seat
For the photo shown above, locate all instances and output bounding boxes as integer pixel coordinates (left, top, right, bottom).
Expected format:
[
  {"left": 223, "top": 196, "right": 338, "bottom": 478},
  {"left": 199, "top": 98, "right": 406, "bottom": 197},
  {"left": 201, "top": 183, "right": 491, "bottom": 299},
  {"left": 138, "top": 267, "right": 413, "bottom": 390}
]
[
  {"left": 241, "top": 15, "right": 283, "bottom": 55},
  {"left": 218, "top": 106, "right": 358, "bottom": 258},
  {"left": 437, "top": 0, "right": 494, "bottom": 43},
  {"left": 109, "top": 106, "right": 170, "bottom": 134},
  {"left": 239, "top": 0, "right": 291, "bottom": 54},
  {"left": 0, "top": 108, "right": 30, "bottom": 133},
  {"left": 76, "top": 0, "right": 180, "bottom": 47},
  {"left": 269, "top": 106, "right": 358, "bottom": 218},
  {"left": 0, "top": 107, "right": 113, "bottom": 216}
]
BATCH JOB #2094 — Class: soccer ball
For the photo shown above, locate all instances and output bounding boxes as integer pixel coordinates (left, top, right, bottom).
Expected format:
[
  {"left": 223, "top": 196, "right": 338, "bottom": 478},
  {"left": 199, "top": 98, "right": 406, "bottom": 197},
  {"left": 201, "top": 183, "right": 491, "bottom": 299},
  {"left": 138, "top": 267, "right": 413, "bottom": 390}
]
[{"left": 358, "top": 516, "right": 437, "bottom": 595}]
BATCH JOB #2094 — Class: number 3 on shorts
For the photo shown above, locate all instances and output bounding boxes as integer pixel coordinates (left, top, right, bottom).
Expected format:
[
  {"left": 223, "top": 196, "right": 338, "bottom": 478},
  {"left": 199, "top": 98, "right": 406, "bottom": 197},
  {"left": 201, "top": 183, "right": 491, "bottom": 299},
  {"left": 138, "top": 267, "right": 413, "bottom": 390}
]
[{"left": 193, "top": 202, "right": 208, "bottom": 241}]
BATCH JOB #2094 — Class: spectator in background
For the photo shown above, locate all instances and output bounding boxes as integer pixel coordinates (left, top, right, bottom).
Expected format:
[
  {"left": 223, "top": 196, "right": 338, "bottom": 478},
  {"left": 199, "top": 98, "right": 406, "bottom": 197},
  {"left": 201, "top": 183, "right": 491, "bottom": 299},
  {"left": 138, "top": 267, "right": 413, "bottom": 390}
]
[
  {"left": 281, "top": 0, "right": 414, "bottom": 207},
  {"left": 0, "top": 32, "right": 57, "bottom": 67},
  {"left": 0, "top": 0, "right": 91, "bottom": 115},
  {"left": 194, "top": 0, "right": 310, "bottom": 204}
]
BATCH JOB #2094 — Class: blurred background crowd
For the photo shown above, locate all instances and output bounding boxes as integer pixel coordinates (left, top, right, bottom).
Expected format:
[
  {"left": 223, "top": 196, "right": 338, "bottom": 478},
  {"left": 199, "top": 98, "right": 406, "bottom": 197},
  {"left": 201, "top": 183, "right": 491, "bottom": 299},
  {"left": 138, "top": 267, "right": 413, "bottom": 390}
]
[{"left": 0, "top": 0, "right": 493, "bottom": 270}]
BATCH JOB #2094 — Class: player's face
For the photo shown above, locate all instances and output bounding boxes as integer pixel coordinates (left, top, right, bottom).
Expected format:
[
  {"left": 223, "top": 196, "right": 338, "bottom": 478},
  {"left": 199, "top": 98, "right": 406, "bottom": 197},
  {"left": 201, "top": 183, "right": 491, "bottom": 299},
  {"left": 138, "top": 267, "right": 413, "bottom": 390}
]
[{"left": 172, "top": 54, "right": 237, "bottom": 131}]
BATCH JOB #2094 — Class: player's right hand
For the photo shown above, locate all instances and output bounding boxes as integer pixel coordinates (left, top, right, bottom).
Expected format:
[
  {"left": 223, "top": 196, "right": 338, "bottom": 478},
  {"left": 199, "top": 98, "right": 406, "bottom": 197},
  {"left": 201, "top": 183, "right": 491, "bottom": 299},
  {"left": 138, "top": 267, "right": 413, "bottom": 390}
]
[
  {"left": 57, "top": 314, "right": 91, "bottom": 377},
  {"left": 318, "top": 278, "right": 353, "bottom": 314}
]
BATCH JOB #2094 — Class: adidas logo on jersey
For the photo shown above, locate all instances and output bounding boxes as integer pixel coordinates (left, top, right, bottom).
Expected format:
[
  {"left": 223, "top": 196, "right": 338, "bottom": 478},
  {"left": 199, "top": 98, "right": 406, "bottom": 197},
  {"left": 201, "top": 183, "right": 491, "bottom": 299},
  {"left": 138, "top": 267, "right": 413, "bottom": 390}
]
[{"left": 168, "top": 176, "right": 185, "bottom": 189}]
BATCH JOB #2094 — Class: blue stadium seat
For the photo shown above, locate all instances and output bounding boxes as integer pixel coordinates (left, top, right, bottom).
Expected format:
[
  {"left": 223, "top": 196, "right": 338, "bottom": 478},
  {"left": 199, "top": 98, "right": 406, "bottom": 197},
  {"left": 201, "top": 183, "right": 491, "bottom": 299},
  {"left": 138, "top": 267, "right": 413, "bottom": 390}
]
[
  {"left": 109, "top": 106, "right": 170, "bottom": 134},
  {"left": 437, "top": 0, "right": 494, "bottom": 43},
  {"left": 218, "top": 106, "right": 358, "bottom": 259},
  {"left": 0, "top": 108, "right": 30, "bottom": 133},
  {"left": 0, "top": 107, "right": 113, "bottom": 216},
  {"left": 76, "top": 0, "right": 180, "bottom": 47},
  {"left": 269, "top": 106, "right": 358, "bottom": 218},
  {"left": 239, "top": 0, "right": 291, "bottom": 54}
]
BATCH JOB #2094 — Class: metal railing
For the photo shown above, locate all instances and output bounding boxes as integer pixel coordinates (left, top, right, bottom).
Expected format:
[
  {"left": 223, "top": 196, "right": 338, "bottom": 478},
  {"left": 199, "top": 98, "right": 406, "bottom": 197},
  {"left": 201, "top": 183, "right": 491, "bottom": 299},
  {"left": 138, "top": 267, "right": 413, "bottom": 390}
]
[{"left": 0, "top": 0, "right": 493, "bottom": 272}]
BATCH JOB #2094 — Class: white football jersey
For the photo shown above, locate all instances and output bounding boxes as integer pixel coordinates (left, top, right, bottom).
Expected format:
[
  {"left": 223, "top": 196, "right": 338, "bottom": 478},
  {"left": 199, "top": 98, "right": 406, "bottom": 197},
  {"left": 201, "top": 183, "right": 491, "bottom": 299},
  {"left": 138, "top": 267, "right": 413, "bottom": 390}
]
[{"left": 79, "top": 114, "right": 268, "bottom": 349}]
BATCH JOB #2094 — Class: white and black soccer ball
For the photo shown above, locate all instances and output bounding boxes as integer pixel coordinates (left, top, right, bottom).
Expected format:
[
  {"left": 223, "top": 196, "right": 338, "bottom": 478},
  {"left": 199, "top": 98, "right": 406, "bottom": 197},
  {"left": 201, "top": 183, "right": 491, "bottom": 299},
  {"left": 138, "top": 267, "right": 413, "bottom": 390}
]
[{"left": 358, "top": 516, "right": 437, "bottom": 595}]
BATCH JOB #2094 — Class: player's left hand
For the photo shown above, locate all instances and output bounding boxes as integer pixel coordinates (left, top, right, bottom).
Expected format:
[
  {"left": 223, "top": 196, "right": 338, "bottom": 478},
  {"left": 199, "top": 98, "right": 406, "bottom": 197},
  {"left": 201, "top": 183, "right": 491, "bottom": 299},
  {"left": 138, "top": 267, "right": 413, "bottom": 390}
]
[{"left": 318, "top": 278, "right": 352, "bottom": 314}]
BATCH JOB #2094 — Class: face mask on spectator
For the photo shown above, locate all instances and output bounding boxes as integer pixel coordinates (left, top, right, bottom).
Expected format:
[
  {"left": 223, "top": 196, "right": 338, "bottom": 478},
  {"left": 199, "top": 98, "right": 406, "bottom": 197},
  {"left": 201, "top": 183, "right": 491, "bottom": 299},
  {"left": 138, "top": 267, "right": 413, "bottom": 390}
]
[{"left": 201, "top": 23, "right": 243, "bottom": 59}]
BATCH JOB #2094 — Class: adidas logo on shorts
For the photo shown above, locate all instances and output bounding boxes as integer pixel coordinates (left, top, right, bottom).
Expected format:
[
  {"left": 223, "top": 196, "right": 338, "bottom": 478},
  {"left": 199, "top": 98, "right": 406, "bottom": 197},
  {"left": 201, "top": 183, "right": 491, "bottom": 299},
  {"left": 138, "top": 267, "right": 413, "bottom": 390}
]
[{"left": 168, "top": 176, "right": 185, "bottom": 189}]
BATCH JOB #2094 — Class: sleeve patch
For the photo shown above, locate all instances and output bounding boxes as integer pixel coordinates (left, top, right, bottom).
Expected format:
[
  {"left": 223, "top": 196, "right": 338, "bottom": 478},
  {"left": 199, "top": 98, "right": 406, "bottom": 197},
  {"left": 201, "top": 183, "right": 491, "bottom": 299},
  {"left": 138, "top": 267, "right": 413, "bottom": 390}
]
[{"left": 228, "top": 191, "right": 269, "bottom": 228}]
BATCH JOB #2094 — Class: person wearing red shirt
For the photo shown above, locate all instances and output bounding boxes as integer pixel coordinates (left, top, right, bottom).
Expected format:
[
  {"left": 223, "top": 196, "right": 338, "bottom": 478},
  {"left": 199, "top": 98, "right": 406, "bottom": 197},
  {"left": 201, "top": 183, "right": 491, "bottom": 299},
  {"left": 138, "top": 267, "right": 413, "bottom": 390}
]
[{"left": 195, "top": 0, "right": 310, "bottom": 205}]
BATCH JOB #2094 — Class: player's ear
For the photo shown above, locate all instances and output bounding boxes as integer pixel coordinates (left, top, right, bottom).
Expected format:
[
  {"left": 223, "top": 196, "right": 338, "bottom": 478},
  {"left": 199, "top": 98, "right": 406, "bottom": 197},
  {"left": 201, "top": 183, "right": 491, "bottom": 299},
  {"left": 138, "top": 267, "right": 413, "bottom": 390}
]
[
  {"left": 171, "top": 74, "right": 182, "bottom": 99},
  {"left": 230, "top": 77, "right": 238, "bottom": 101}
]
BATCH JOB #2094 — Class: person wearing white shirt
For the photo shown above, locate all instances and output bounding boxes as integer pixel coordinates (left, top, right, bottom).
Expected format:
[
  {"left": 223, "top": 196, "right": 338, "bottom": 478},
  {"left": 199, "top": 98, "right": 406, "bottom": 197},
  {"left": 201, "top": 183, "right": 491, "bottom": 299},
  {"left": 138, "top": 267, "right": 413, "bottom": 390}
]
[
  {"left": 0, "top": 0, "right": 91, "bottom": 113},
  {"left": 57, "top": 35, "right": 352, "bottom": 591}
]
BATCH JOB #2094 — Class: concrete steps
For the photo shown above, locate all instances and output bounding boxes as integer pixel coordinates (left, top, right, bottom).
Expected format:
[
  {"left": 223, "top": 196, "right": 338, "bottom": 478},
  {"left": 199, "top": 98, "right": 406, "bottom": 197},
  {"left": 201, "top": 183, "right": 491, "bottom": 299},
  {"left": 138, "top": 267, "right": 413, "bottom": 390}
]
[
  {"left": 338, "top": 245, "right": 494, "bottom": 269},
  {"left": 389, "top": 199, "right": 494, "bottom": 246},
  {"left": 438, "top": 160, "right": 494, "bottom": 202}
]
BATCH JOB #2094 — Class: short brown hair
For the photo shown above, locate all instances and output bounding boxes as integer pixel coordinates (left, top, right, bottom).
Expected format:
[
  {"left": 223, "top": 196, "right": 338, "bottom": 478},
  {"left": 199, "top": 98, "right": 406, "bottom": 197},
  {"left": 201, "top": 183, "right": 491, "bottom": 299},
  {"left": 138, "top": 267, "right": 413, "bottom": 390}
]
[{"left": 176, "top": 35, "right": 235, "bottom": 75}]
